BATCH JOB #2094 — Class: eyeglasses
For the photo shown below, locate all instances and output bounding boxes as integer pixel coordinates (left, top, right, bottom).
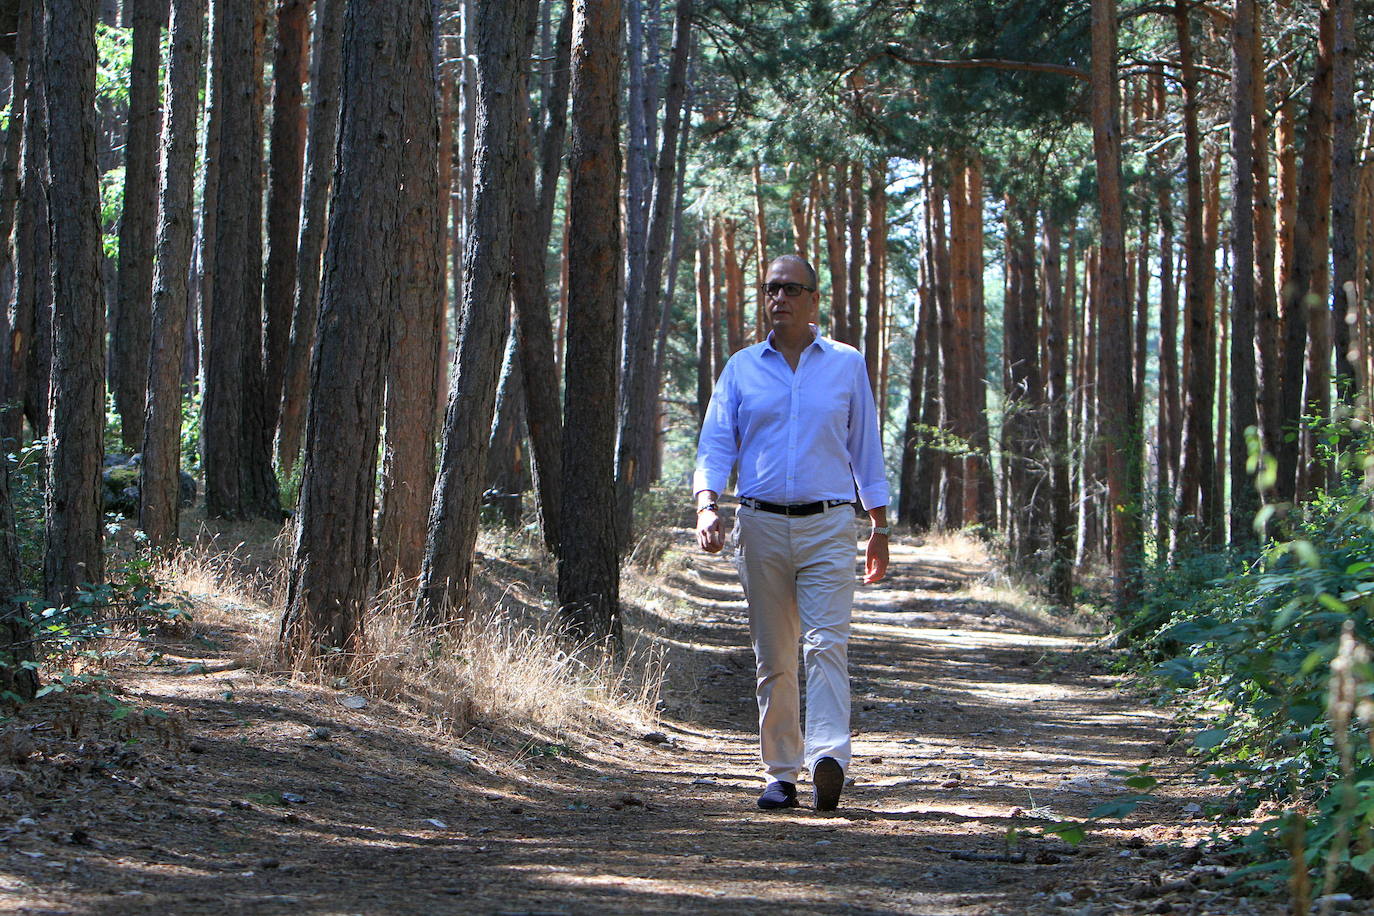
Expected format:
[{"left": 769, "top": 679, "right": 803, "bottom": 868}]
[{"left": 765, "top": 282, "right": 815, "bottom": 298}]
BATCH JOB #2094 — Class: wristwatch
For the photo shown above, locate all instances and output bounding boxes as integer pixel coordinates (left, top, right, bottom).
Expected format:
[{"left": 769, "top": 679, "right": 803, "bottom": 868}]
[
  {"left": 697, "top": 501, "right": 719, "bottom": 514},
  {"left": 870, "top": 525, "right": 891, "bottom": 537}
]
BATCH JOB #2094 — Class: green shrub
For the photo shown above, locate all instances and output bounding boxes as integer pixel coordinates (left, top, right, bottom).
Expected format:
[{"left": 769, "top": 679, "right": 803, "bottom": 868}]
[{"left": 1140, "top": 470, "right": 1374, "bottom": 895}]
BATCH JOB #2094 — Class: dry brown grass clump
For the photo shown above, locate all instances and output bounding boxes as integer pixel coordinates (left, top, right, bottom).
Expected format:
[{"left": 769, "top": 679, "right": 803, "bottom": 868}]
[{"left": 158, "top": 532, "right": 662, "bottom": 743}]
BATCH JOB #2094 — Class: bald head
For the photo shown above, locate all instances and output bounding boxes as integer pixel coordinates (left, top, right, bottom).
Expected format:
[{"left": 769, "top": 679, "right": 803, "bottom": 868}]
[{"left": 768, "top": 255, "right": 818, "bottom": 290}]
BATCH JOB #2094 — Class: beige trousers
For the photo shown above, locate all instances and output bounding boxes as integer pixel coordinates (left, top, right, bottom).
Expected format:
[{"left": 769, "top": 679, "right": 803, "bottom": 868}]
[{"left": 731, "top": 502, "right": 855, "bottom": 784}]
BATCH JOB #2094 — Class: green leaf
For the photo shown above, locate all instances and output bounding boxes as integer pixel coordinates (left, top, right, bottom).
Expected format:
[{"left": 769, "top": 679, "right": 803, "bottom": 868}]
[
  {"left": 1346, "top": 561, "right": 1373, "bottom": 576},
  {"left": 34, "top": 684, "right": 63, "bottom": 697},
  {"left": 1194, "top": 728, "right": 1230, "bottom": 750},
  {"left": 1315, "top": 592, "right": 1349, "bottom": 613},
  {"left": 1124, "top": 775, "right": 1158, "bottom": 791},
  {"left": 1351, "top": 850, "right": 1374, "bottom": 873},
  {"left": 1088, "top": 795, "right": 1152, "bottom": 820},
  {"left": 1042, "top": 823, "right": 1086, "bottom": 846}
]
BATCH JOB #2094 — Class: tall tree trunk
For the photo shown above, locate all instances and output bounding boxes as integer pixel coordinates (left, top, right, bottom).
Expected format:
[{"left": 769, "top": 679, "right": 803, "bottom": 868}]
[
  {"left": 723, "top": 219, "right": 743, "bottom": 354},
  {"left": 1253, "top": 6, "right": 1281, "bottom": 478},
  {"left": 932, "top": 177, "right": 962, "bottom": 529},
  {"left": 615, "top": 0, "right": 693, "bottom": 526},
  {"left": 1176, "top": 0, "right": 1215, "bottom": 541},
  {"left": 413, "top": 0, "right": 531, "bottom": 624},
  {"left": 1043, "top": 216, "right": 1073, "bottom": 607},
  {"left": 846, "top": 160, "right": 864, "bottom": 349},
  {"left": 111, "top": 0, "right": 166, "bottom": 452},
  {"left": 1329, "top": 0, "right": 1356, "bottom": 401},
  {"left": 140, "top": 0, "right": 205, "bottom": 551},
  {"left": 283, "top": 0, "right": 431, "bottom": 660},
  {"left": 1229, "top": 0, "right": 1259, "bottom": 544},
  {"left": 909, "top": 190, "right": 941, "bottom": 531},
  {"left": 203, "top": 0, "right": 279, "bottom": 520},
  {"left": 863, "top": 163, "right": 884, "bottom": 394},
  {"left": 963, "top": 156, "right": 995, "bottom": 527},
  {"left": 261, "top": 0, "right": 311, "bottom": 437},
  {"left": 0, "top": 450, "right": 36, "bottom": 699},
  {"left": 695, "top": 233, "right": 712, "bottom": 422},
  {"left": 1291, "top": 0, "right": 1334, "bottom": 499},
  {"left": 483, "top": 326, "right": 525, "bottom": 527},
  {"left": 823, "top": 164, "right": 847, "bottom": 341},
  {"left": 558, "top": 0, "right": 623, "bottom": 645},
  {"left": 1004, "top": 199, "right": 1043, "bottom": 566},
  {"left": 751, "top": 161, "right": 768, "bottom": 340},
  {"left": 1092, "top": 0, "right": 1139, "bottom": 608},
  {"left": 1156, "top": 180, "right": 1180, "bottom": 557},
  {"left": 44, "top": 0, "right": 106, "bottom": 604},
  {"left": 9, "top": 0, "right": 48, "bottom": 446},
  {"left": 1201, "top": 149, "right": 1223, "bottom": 543},
  {"left": 0, "top": 0, "right": 29, "bottom": 448},
  {"left": 276, "top": 0, "right": 345, "bottom": 477},
  {"left": 510, "top": 0, "right": 572, "bottom": 558},
  {"left": 898, "top": 260, "right": 930, "bottom": 529},
  {"left": 376, "top": 0, "right": 443, "bottom": 584}
]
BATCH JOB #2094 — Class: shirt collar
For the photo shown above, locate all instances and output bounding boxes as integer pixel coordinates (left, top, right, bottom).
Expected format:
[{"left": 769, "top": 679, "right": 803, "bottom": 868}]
[{"left": 763, "top": 324, "right": 824, "bottom": 356}]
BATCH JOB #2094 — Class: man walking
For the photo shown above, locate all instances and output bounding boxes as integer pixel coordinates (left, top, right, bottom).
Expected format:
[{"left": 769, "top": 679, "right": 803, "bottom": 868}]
[{"left": 693, "top": 254, "right": 889, "bottom": 812}]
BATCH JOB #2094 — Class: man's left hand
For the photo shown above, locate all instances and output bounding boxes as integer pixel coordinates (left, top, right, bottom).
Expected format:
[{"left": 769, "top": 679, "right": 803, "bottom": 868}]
[{"left": 863, "top": 534, "right": 888, "bottom": 584}]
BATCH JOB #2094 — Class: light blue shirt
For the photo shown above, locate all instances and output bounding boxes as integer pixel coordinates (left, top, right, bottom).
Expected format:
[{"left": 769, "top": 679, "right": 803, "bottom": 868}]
[{"left": 693, "top": 327, "right": 890, "bottom": 510}]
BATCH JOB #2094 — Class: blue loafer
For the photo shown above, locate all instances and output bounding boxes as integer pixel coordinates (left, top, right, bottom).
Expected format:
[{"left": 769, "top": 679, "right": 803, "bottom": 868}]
[
  {"left": 812, "top": 757, "right": 843, "bottom": 811},
  {"left": 757, "top": 780, "right": 798, "bottom": 810}
]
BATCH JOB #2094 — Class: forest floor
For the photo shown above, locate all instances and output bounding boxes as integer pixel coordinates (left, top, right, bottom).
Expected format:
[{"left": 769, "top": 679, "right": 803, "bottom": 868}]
[{"left": 0, "top": 509, "right": 1290, "bottom": 915}]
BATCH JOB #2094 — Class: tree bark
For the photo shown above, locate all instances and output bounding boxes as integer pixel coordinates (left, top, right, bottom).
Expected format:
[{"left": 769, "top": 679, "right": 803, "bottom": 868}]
[
  {"left": 510, "top": 0, "right": 572, "bottom": 558},
  {"left": 1092, "top": 0, "right": 1139, "bottom": 608},
  {"left": 1228, "top": 0, "right": 1259, "bottom": 544},
  {"left": 1156, "top": 178, "right": 1180, "bottom": 556},
  {"left": 140, "top": 0, "right": 205, "bottom": 551},
  {"left": 261, "top": 0, "right": 311, "bottom": 437},
  {"left": 1175, "top": 0, "right": 1216, "bottom": 542},
  {"left": 558, "top": 0, "right": 623, "bottom": 645},
  {"left": 276, "top": 0, "right": 344, "bottom": 478},
  {"left": 110, "top": 0, "right": 166, "bottom": 452},
  {"left": 846, "top": 160, "right": 864, "bottom": 349},
  {"left": 823, "top": 164, "right": 847, "bottom": 341},
  {"left": 376, "top": 0, "right": 443, "bottom": 585},
  {"left": 413, "top": 0, "right": 531, "bottom": 624},
  {"left": 751, "top": 161, "right": 767, "bottom": 340},
  {"left": 695, "top": 234, "right": 713, "bottom": 423},
  {"left": 1252, "top": 7, "right": 1281, "bottom": 478},
  {"left": 863, "top": 163, "right": 884, "bottom": 394},
  {"left": 963, "top": 156, "right": 995, "bottom": 527},
  {"left": 1329, "top": 0, "right": 1356, "bottom": 400},
  {"left": 1043, "top": 216, "right": 1073, "bottom": 607},
  {"left": 615, "top": 0, "right": 693, "bottom": 524},
  {"left": 0, "top": 449, "right": 36, "bottom": 700},
  {"left": 0, "top": 0, "right": 29, "bottom": 448},
  {"left": 203, "top": 0, "right": 279, "bottom": 520},
  {"left": 282, "top": 0, "right": 429, "bottom": 660},
  {"left": 7, "top": 0, "right": 47, "bottom": 447},
  {"left": 44, "top": 0, "right": 106, "bottom": 604},
  {"left": 1290, "top": 0, "right": 1334, "bottom": 499},
  {"left": 932, "top": 177, "right": 962, "bottom": 529}
]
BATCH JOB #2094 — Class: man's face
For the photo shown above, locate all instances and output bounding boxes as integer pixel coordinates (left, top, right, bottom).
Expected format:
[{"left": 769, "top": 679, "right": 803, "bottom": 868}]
[{"left": 765, "top": 260, "right": 819, "bottom": 333}]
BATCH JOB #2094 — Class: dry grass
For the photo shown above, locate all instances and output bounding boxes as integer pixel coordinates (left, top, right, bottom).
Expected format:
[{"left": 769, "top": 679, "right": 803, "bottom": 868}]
[
  {"left": 157, "top": 528, "right": 662, "bottom": 744},
  {"left": 900, "top": 528, "right": 1108, "bottom": 635}
]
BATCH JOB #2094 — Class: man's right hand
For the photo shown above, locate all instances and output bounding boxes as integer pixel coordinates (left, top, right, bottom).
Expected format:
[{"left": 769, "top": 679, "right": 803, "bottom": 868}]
[{"left": 697, "top": 509, "right": 724, "bottom": 553}]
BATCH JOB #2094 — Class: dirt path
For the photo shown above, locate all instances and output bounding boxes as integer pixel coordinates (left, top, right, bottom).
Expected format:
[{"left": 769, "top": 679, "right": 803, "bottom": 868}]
[{"left": 0, "top": 530, "right": 1282, "bottom": 915}]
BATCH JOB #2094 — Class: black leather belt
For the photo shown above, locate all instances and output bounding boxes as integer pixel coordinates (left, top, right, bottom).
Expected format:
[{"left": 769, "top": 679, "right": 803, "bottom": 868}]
[{"left": 739, "top": 497, "right": 851, "bottom": 516}]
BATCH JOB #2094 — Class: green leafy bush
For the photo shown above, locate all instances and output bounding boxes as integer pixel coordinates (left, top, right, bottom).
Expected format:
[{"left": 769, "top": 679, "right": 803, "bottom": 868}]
[{"left": 1141, "top": 467, "right": 1374, "bottom": 896}]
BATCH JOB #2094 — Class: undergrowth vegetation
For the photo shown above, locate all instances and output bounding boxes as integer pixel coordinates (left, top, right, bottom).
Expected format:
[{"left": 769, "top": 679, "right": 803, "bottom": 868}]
[{"left": 1132, "top": 437, "right": 1374, "bottom": 900}]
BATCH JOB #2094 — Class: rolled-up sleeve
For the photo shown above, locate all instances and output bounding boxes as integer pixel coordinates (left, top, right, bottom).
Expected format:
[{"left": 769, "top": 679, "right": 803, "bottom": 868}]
[
  {"left": 692, "top": 360, "right": 738, "bottom": 496},
  {"left": 846, "top": 358, "right": 890, "bottom": 510}
]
